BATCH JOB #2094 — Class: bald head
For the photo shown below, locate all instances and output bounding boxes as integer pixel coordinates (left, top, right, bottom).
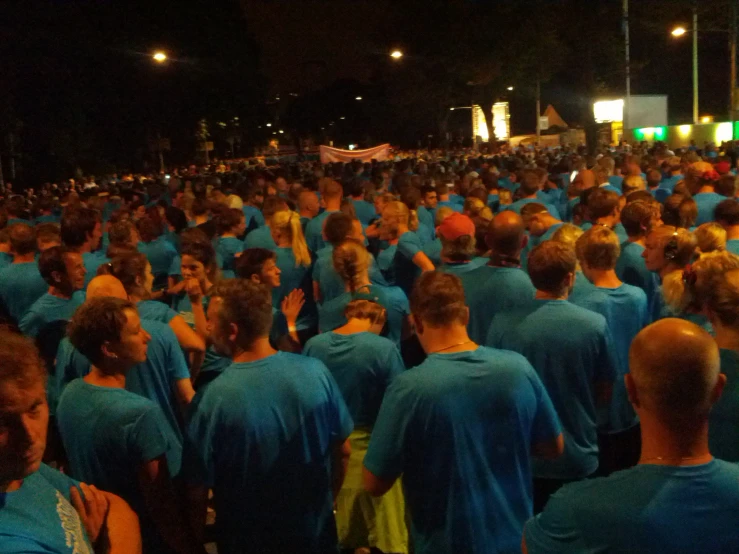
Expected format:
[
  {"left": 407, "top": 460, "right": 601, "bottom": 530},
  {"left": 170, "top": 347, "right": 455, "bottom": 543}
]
[
  {"left": 87, "top": 275, "right": 128, "bottom": 300},
  {"left": 629, "top": 318, "right": 721, "bottom": 425},
  {"left": 486, "top": 211, "right": 526, "bottom": 256},
  {"left": 579, "top": 169, "right": 596, "bottom": 190}
]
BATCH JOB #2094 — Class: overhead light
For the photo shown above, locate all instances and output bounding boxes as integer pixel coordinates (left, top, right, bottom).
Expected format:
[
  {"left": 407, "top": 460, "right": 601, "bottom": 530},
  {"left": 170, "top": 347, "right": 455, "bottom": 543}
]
[
  {"left": 672, "top": 27, "right": 687, "bottom": 37},
  {"left": 153, "top": 51, "right": 167, "bottom": 63},
  {"left": 340, "top": 116, "right": 345, "bottom": 120},
  {"left": 390, "top": 50, "right": 403, "bottom": 60},
  {"left": 450, "top": 107, "right": 455, "bottom": 111},
  {"left": 507, "top": 86, "right": 514, "bottom": 91},
  {"left": 701, "top": 115, "right": 714, "bottom": 123},
  {"left": 355, "top": 96, "right": 363, "bottom": 101},
  {"left": 279, "top": 130, "right": 284, "bottom": 134},
  {"left": 266, "top": 123, "right": 272, "bottom": 127}
]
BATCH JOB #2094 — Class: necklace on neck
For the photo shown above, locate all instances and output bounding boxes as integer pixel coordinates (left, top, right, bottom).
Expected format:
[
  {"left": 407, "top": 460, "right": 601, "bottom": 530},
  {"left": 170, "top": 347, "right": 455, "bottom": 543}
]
[
  {"left": 640, "top": 454, "right": 711, "bottom": 465},
  {"left": 428, "top": 340, "right": 475, "bottom": 354}
]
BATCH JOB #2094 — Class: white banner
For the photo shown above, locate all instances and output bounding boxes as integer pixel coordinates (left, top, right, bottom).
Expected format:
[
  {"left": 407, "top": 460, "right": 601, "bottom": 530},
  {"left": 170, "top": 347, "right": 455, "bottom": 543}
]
[{"left": 319, "top": 143, "right": 390, "bottom": 164}]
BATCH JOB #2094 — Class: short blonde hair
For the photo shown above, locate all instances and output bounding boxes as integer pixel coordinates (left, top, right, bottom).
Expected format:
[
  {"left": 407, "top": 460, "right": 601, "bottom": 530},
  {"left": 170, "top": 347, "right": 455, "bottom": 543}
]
[
  {"left": 694, "top": 222, "right": 726, "bottom": 254},
  {"left": 576, "top": 226, "right": 621, "bottom": 270}
]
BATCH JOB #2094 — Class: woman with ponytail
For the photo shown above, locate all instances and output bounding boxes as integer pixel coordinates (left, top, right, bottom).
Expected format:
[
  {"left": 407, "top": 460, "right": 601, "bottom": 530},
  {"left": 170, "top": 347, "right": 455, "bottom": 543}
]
[
  {"left": 304, "top": 298, "right": 408, "bottom": 553},
  {"left": 270, "top": 210, "right": 317, "bottom": 338},
  {"left": 380, "top": 201, "right": 434, "bottom": 296},
  {"left": 318, "top": 239, "right": 411, "bottom": 346}
]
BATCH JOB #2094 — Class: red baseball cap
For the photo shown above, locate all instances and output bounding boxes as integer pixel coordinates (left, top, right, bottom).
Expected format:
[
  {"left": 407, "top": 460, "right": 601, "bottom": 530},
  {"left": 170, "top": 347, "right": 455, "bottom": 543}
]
[
  {"left": 436, "top": 212, "right": 476, "bottom": 240},
  {"left": 715, "top": 161, "right": 731, "bottom": 175}
]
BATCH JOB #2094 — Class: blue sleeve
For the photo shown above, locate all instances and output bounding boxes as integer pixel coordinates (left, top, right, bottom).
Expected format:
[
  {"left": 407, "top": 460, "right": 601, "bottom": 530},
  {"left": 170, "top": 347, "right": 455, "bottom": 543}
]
[
  {"left": 37, "top": 463, "right": 83, "bottom": 499},
  {"left": 523, "top": 486, "right": 585, "bottom": 553},
  {"left": 18, "top": 310, "right": 41, "bottom": 338},
  {"left": 485, "top": 314, "right": 505, "bottom": 349},
  {"left": 161, "top": 324, "right": 191, "bottom": 381},
  {"left": 306, "top": 220, "right": 323, "bottom": 253},
  {"left": 525, "top": 361, "right": 563, "bottom": 444},
  {"left": 312, "top": 257, "right": 323, "bottom": 283},
  {"left": 384, "top": 344, "right": 406, "bottom": 382},
  {"left": 547, "top": 204, "right": 562, "bottom": 220},
  {"left": 127, "top": 406, "right": 170, "bottom": 463},
  {"left": 397, "top": 232, "right": 422, "bottom": 259},
  {"left": 363, "top": 377, "right": 413, "bottom": 480}
]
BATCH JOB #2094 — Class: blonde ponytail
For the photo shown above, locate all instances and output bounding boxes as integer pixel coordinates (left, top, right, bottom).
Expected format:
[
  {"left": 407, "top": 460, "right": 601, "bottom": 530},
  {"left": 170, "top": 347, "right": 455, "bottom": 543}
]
[
  {"left": 272, "top": 210, "right": 311, "bottom": 267},
  {"left": 409, "top": 209, "right": 419, "bottom": 232}
]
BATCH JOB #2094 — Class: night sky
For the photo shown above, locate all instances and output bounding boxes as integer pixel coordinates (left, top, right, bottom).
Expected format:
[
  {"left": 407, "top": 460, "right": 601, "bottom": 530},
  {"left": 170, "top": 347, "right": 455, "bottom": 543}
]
[{"left": 0, "top": 0, "right": 734, "bottom": 181}]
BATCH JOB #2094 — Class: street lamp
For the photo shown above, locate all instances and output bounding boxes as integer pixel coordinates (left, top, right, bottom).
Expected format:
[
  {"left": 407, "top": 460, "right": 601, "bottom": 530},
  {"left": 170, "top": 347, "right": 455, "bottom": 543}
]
[
  {"left": 390, "top": 50, "right": 404, "bottom": 60},
  {"left": 355, "top": 96, "right": 363, "bottom": 101},
  {"left": 670, "top": 7, "right": 699, "bottom": 124},
  {"left": 507, "top": 86, "right": 514, "bottom": 91},
  {"left": 671, "top": 26, "right": 687, "bottom": 37},
  {"left": 153, "top": 51, "right": 167, "bottom": 63}
]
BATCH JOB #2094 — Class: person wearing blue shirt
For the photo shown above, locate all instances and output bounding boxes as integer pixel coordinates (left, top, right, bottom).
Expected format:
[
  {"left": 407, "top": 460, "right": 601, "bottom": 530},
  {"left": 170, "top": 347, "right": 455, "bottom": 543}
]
[
  {"left": 435, "top": 212, "right": 488, "bottom": 277},
  {"left": 313, "top": 211, "right": 385, "bottom": 303},
  {"left": 487, "top": 241, "right": 617, "bottom": 511},
  {"left": 714, "top": 198, "right": 739, "bottom": 255},
  {"left": 270, "top": 210, "right": 317, "bottom": 334},
  {"left": 170, "top": 241, "right": 216, "bottom": 331},
  {"left": 19, "top": 246, "right": 86, "bottom": 338},
  {"left": 304, "top": 298, "right": 407, "bottom": 553},
  {"left": 463, "top": 211, "right": 536, "bottom": 343},
  {"left": 243, "top": 196, "right": 287, "bottom": 250},
  {"left": 318, "top": 240, "right": 410, "bottom": 346},
  {"left": 214, "top": 207, "right": 246, "bottom": 275},
  {"left": 0, "top": 224, "right": 48, "bottom": 323},
  {"left": 0, "top": 329, "right": 140, "bottom": 553},
  {"left": 364, "top": 271, "right": 563, "bottom": 554},
  {"left": 506, "top": 171, "right": 562, "bottom": 219},
  {"left": 305, "top": 179, "right": 343, "bottom": 252},
  {"left": 615, "top": 200, "right": 662, "bottom": 309},
  {"left": 182, "top": 279, "right": 353, "bottom": 554},
  {"left": 58, "top": 296, "right": 198, "bottom": 554},
  {"left": 297, "top": 189, "right": 320, "bottom": 232},
  {"left": 570, "top": 227, "right": 649, "bottom": 474},
  {"left": 524, "top": 319, "right": 739, "bottom": 554},
  {"left": 61, "top": 207, "right": 108, "bottom": 287},
  {"left": 693, "top": 176, "right": 726, "bottom": 225},
  {"left": 381, "top": 201, "right": 434, "bottom": 296},
  {"left": 586, "top": 187, "right": 628, "bottom": 242},
  {"left": 659, "top": 157, "right": 684, "bottom": 193},
  {"left": 137, "top": 217, "right": 179, "bottom": 288},
  {"left": 346, "top": 179, "right": 377, "bottom": 226}
]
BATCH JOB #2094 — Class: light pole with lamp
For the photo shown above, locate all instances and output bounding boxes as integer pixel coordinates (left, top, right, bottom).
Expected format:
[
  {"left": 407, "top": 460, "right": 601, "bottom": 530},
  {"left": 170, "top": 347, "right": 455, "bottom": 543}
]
[{"left": 151, "top": 51, "right": 169, "bottom": 171}]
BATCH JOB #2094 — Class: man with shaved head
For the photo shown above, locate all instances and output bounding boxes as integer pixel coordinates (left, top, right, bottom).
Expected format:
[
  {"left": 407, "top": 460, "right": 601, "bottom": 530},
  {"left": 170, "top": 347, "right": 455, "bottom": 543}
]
[
  {"left": 461, "top": 210, "right": 535, "bottom": 343},
  {"left": 524, "top": 319, "right": 739, "bottom": 553}
]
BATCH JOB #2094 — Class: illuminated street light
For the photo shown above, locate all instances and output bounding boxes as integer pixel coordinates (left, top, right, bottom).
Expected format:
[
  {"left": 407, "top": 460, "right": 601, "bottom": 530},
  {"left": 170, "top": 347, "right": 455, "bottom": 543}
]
[
  {"left": 279, "top": 130, "right": 285, "bottom": 133},
  {"left": 671, "top": 26, "right": 687, "bottom": 37},
  {"left": 266, "top": 123, "right": 272, "bottom": 127},
  {"left": 507, "top": 86, "right": 514, "bottom": 91},
  {"left": 355, "top": 96, "right": 363, "bottom": 101},
  {"left": 153, "top": 51, "right": 167, "bottom": 63},
  {"left": 340, "top": 116, "right": 346, "bottom": 120},
  {"left": 390, "top": 50, "right": 404, "bottom": 60}
]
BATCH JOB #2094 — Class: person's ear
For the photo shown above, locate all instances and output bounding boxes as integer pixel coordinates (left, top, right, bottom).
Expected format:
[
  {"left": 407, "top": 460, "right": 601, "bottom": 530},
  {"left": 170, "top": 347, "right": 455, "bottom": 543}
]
[
  {"left": 520, "top": 234, "right": 529, "bottom": 251},
  {"left": 411, "top": 313, "right": 423, "bottom": 336},
  {"left": 710, "top": 373, "right": 727, "bottom": 406},
  {"left": 101, "top": 341, "right": 119, "bottom": 360},
  {"left": 250, "top": 274, "right": 262, "bottom": 285},
  {"left": 462, "top": 306, "right": 470, "bottom": 327},
  {"left": 229, "top": 322, "right": 239, "bottom": 344},
  {"left": 51, "top": 270, "right": 63, "bottom": 286},
  {"left": 625, "top": 374, "right": 640, "bottom": 409}
]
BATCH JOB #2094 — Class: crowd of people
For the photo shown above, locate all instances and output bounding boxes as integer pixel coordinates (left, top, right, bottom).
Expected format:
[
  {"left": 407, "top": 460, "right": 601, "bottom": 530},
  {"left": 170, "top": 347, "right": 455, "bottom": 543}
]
[{"left": 1, "top": 141, "right": 739, "bottom": 554}]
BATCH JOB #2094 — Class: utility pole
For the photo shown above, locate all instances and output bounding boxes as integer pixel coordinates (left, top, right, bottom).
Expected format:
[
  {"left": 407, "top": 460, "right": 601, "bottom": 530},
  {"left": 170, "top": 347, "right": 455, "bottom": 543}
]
[
  {"left": 731, "top": 0, "right": 737, "bottom": 138},
  {"left": 624, "top": 0, "right": 631, "bottom": 136},
  {"left": 693, "top": 2, "right": 699, "bottom": 124},
  {"left": 536, "top": 78, "right": 542, "bottom": 142}
]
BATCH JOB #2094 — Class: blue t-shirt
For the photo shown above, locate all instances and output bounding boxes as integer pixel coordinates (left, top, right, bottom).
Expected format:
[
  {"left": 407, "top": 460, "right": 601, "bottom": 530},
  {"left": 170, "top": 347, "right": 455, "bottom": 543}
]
[
  {"left": 57, "top": 379, "right": 180, "bottom": 553},
  {"left": 54, "top": 320, "right": 190, "bottom": 457},
  {"left": 417, "top": 205, "right": 434, "bottom": 230},
  {"left": 243, "top": 225, "right": 276, "bottom": 250},
  {"left": 694, "top": 192, "right": 726, "bottom": 225},
  {"left": 569, "top": 282, "right": 648, "bottom": 432},
  {"left": 0, "top": 251, "right": 11, "bottom": 270},
  {"left": 216, "top": 236, "right": 244, "bottom": 273},
  {"left": 242, "top": 205, "right": 265, "bottom": 228},
  {"left": 422, "top": 238, "right": 442, "bottom": 266},
  {"left": 304, "top": 210, "right": 338, "bottom": 253},
  {"left": 34, "top": 213, "right": 61, "bottom": 224},
  {"left": 487, "top": 299, "right": 617, "bottom": 479},
  {"left": 376, "top": 244, "right": 398, "bottom": 285},
  {"left": 0, "top": 262, "right": 48, "bottom": 323},
  {"left": 318, "top": 284, "right": 409, "bottom": 346},
  {"left": 303, "top": 331, "right": 405, "bottom": 428},
  {"left": 273, "top": 247, "right": 317, "bottom": 330},
  {"left": 0, "top": 464, "right": 94, "bottom": 554},
  {"left": 615, "top": 241, "right": 660, "bottom": 309},
  {"left": 524, "top": 460, "right": 739, "bottom": 553},
  {"left": 462, "top": 264, "right": 536, "bottom": 343},
  {"left": 660, "top": 174, "right": 683, "bottom": 192},
  {"left": 710, "top": 349, "right": 739, "bottom": 462},
  {"left": 393, "top": 231, "right": 424, "bottom": 296},
  {"left": 352, "top": 199, "right": 377, "bottom": 226},
  {"left": 182, "top": 352, "right": 354, "bottom": 554},
  {"left": 18, "top": 291, "right": 85, "bottom": 338},
  {"left": 437, "top": 259, "right": 488, "bottom": 277},
  {"left": 415, "top": 221, "right": 435, "bottom": 246},
  {"left": 364, "top": 347, "right": 561, "bottom": 554},
  {"left": 136, "top": 299, "right": 178, "bottom": 323},
  {"left": 138, "top": 235, "right": 178, "bottom": 280},
  {"left": 312, "top": 245, "right": 386, "bottom": 303},
  {"left": 608, "top": 175, "right": 624, "bottom": 191},
  {"left": 727, "top": 238, "right": 739, "bottom": 255},
  {"left": 82, "top": 251, "right": 110, "bottom": 287},
  {"left": 170, "top": 293, "right": 209, "bottom": 328}
]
